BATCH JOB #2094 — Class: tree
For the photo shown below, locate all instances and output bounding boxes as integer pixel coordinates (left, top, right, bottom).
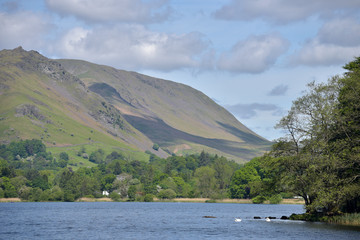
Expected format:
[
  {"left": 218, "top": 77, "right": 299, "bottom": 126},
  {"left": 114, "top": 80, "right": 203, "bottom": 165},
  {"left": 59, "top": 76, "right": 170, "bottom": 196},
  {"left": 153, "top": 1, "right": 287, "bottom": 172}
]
[
  {"left": 89, "top": 149, "right": 105, "bottom": 164},
  {"left": 144, "top": 194, "right": 154, "bottom": 202},
  {"left": 158, "top": 189, "right": 176, "bottom": 199},
  {"left": 212, "top": 157, "right": 233, "bottom": 190},
  {"left": 229, "top": 165, "right": 260, "bottom": 199},
  {"left": 194, "top": 166, "right": 216, "bottom": 198},
  {"left": 127, "top": 185, "right": 137, "bottom": 201},
  {"left": 0, "top": 177, "right": 17, "bottom": 197},
  {"left": 59, "top": 152, "right": 69, "bottom": 161},
  {"left": 328, "top": 57, "right": 360, "bottom": 213},
  {"left": 152, "top": 143, "right": 159, "bottom": 151},
  {"left": 101, "top": 174, "right": 116, "bottom": 191},
  {"left": 198, "top": 151, "right": 211, "bottom": 166},
  {"left": 271, "top": 57, "right": 360, "bottom": 214}
]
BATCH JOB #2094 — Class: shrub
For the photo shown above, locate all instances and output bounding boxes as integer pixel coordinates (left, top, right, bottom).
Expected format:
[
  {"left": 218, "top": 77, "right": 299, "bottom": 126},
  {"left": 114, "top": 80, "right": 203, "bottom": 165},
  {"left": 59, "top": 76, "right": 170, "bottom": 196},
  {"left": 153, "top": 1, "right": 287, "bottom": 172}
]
[
  {"left": 127, "top": 185, "right": 137, "bottom": 201},
  {"left": 89, "top": 149, "right": 105, "bottom": 163},
  {"left": 152, "top": 143, "right": 159, "bottom": 151},
  {"left": 158, "top": 189, "right": 176, "bottom": 199},
  {"left": 144, "top": 194, "right": 154, "bottom": 202},
  {"left": 110, "top": 192, "right": 121, "bottom": 201},
  {"left": 252, "top": 195, "right": 266, "bottom": 204},
  {"left": 59, "top": 152, "right": 69, "bottom": 161}
]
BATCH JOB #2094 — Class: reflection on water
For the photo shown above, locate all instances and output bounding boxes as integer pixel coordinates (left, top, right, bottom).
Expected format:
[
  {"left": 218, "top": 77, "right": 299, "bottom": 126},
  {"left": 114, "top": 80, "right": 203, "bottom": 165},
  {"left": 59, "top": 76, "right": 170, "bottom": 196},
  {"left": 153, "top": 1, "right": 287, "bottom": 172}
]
[{"left": 0, "top": 202, "right": 359, "bottom": 239}]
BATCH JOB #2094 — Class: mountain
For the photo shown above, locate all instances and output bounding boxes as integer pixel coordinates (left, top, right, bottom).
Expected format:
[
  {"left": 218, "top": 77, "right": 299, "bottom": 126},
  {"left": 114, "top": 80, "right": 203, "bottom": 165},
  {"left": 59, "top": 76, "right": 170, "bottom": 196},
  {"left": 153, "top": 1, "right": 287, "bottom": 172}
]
[{"left": 0, "top": 47, "right": 270, "bottom": 163}]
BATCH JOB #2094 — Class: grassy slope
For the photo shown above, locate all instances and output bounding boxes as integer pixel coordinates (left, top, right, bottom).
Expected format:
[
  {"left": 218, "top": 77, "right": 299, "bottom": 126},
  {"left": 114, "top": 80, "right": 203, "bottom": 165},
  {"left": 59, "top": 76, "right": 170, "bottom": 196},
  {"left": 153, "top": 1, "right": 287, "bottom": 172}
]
[
  {"left": 0, "top": 48, "right": 150, "bottom": 165},
  {"left": 58, "top": 59, "right": 271, "bottom": 162}
]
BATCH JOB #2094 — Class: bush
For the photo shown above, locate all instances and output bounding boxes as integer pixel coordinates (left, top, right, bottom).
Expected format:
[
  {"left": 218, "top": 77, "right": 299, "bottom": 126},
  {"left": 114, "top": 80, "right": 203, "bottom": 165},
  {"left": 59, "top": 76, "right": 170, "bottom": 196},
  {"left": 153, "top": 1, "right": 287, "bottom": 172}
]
[
  {"left": 63, "top": 191, "right": 75, "bottom": 202},
  {"left": 58, "top": 159, "right": 68, "bottom": 168},
  {"left": 158, "top": 189, "right": 176, "bottom": 199},
  {"left": 59, "top": 152, "right": 69, "bottom": 161},
  {"left": 127, "top": 185, "right": 137, "bottom": 201},
  {"left": 144, "top": 194, "right": 154, "bottom": 202},
  {"left": 152, "top": 143, "right": 159, "bottom": 151},
  {"left": 252, "top": 195, "right": 266, "bottom": 204},
  {"left": 89, "top": 149, "right": 105, "bottom": 164},
  {"left": 109, "top": 192, "right": 121, "bottom": 201}
]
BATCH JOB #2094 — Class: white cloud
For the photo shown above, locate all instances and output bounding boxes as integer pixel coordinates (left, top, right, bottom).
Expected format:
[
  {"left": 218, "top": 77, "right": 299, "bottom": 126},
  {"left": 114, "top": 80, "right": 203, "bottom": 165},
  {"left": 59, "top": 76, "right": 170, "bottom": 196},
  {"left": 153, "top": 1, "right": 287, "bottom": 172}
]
[
  {"left": 0, "top": 11, "right": 52, "bottom": 50},
  {"left": 46, "top": 0, "right": 172, "bottom": 24},
  {"left": 291, "top": 18, "right": 360, "bottom": 66},
  {"left": 55, "top": 25, "right": 211, "bottom": 71},
  {"left": 217, "top": 34, "right": 289, "bottom": 73},
  {"left": 213, "top": 0, "right": 360, "bottom": 24},
  {"left": 291, "top": 42, "right": 360, "bottom": 66}
]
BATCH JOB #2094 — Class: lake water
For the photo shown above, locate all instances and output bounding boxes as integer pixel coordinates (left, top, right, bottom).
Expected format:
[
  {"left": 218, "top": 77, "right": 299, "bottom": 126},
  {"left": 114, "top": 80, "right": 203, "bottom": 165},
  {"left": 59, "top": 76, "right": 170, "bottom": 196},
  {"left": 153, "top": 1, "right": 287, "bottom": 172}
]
[{"left": 0, "top": 202, "right": 359, "bottom": 239}]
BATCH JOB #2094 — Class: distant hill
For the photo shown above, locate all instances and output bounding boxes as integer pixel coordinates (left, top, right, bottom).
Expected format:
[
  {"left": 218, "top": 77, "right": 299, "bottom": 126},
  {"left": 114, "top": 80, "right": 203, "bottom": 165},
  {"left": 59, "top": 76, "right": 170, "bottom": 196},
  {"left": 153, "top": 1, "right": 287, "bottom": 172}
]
[{"left": 0, "top": 47, "right": 270, "bottom": 162}]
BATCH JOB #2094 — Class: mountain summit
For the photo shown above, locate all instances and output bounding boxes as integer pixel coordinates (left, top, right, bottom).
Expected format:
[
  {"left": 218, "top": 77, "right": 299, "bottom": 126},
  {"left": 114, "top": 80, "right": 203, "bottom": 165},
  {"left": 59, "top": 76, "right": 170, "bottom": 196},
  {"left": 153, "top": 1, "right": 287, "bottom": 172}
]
[{"left": 0, "top": 47, "right": 270, "bottom": 162}]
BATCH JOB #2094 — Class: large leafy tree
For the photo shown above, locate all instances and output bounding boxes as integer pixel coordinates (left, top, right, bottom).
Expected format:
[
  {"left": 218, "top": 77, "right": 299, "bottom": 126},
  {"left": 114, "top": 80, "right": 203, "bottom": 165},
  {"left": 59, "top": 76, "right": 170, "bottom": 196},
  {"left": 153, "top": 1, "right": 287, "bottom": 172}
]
[
  {"left": 330, "top": 57, "right": 360, "bottom": 213},
  {"left": 271, "top": 57, "right": 360, "bottom": 214}
]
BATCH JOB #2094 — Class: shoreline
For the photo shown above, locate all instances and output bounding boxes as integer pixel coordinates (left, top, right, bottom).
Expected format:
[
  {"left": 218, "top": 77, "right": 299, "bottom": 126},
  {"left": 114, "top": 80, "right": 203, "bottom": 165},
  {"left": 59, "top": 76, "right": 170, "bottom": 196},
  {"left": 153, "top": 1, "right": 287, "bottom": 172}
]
[{"left": 0, "top": 197, "right": 305, "bottom": 204}]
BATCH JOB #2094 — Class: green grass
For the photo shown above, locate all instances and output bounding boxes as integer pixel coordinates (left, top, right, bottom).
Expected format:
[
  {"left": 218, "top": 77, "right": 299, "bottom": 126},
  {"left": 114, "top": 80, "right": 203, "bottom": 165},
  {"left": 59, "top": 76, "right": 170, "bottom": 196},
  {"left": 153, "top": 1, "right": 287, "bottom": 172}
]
[
  {"left": 0, "top": 54, "right": 149, "bottom": 164},
  {"left": 49, "top": 141, "right": 149, "bottom": 170}
]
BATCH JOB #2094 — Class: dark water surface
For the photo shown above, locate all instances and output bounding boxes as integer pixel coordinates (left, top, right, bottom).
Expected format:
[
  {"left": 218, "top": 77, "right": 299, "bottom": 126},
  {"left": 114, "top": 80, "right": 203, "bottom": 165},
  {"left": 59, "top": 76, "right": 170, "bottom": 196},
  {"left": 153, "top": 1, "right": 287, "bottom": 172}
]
[{"left": 0, "top": 202, "right": 359, "bottom": 239}]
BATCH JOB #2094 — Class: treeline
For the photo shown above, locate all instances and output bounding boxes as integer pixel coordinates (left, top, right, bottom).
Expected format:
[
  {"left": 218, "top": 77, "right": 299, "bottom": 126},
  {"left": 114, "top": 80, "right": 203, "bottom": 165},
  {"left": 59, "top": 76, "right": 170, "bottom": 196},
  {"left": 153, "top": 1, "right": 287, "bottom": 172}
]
[{"left": 0, "top": 139, "right": 245, "bottom": 201}]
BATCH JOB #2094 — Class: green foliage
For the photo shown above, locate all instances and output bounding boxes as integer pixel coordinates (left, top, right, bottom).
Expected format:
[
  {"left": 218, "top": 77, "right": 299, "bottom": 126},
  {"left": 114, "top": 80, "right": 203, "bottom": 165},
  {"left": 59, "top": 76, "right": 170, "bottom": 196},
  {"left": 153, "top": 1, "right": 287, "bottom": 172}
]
[
  {"left": 229, "top": 164, "right": 260, "bottom": 199},
  {"left": 101, "top": 174, "right": 116, "bottom": 191},
  {"left": 144, "top": 194, "right": 154, "bottom": 202},
  {"left": 158, "top": 189, "right": 176, "bottom": 199},
  {"left": 0, "top": 177, "right": 17, "bottom": 197},
  {"left": 152, "top": 143, "right": 159, "bottom": 151},
  {"left": 59, "top": 152, "right": 69, "bottom": 161},
  {"left": 127, "top": 185, "right": 137, "bottom": 201},
  {"left": 252, "top": 195, "right": 266, "bottom": 204},
  {"left": 89, "top": 149, "right": 105, "bottom": 164},
  {"left": 268, "top": 57, "right": 360, "bottom": 214},
  {"left": 7, "top": 139, "right": 46, "bottom": 158},
  {"left": 194, "top": 166, "right": 217, "bottom": 198},
  {"left": 0, "top": 138, "right": 243, "bottom": 202},
  {"left": 269, "top": 194, "right": 282, "bottom": 204},
  {"left": 109, "top": 191, "right": 121, "bottom": 201}
]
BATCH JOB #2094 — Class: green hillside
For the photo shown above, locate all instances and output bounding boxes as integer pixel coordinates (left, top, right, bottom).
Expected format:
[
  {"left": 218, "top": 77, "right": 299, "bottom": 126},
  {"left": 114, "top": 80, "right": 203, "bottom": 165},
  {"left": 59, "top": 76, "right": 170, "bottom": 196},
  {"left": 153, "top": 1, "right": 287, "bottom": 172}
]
[
  {"left": 0, "top": 47, "right": 270, "bottom": 163},
  {"left": 0, "top": 47, "right": 156, "bottom": 164},
  {"left": 57, "top": 59, "right": 271, "bottom": 162}
]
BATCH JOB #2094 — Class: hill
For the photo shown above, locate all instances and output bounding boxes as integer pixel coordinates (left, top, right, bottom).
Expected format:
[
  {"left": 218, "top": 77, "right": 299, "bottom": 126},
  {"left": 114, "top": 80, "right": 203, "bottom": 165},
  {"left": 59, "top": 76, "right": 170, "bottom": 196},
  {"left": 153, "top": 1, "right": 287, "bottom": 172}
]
[{"left": 0, "top": 47, "right": 270, "bottom": 162}]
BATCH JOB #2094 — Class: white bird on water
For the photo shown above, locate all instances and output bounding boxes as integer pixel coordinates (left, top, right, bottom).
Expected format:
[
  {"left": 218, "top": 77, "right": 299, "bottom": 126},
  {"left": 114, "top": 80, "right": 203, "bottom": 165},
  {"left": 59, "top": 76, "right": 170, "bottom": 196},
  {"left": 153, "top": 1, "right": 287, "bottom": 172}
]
[
  {"left": 234, "top": 218, "right": 242, "bottom": 222},
  {"left": 265, "top": 217, "right": 271, "bottom": 222}
]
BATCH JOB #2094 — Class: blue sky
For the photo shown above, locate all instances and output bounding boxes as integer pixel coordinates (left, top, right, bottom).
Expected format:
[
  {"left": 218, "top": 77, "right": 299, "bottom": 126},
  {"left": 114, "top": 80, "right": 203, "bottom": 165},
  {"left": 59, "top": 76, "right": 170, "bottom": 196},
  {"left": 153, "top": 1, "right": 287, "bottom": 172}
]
[{"left": 1, "top": 0, "right": 360, "bottom": 140}]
